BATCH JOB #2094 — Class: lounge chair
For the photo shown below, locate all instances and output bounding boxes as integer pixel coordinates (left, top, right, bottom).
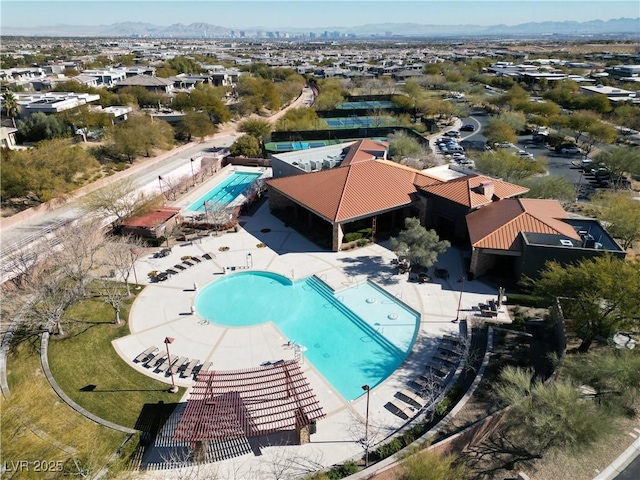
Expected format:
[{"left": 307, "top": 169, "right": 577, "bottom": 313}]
[
  {"left": 157, "top": 354, "right": 178, "bottom": 373},
  {"left": 398, "top": 388, "right": 427, "bottom": 409},
  {"left": 183, "top": 260, "right": 194, "bottom": 267},
  {"left": 134, "top": 346, "right": 158, "bottom": 363},
  {"left": 442, "top": 334, "right": 461, "bottom": 344},
  {"left": 194, "top": 361, "right": 212, "bottom": 377},
  {"left": 434, "top": 352, "right": 458, "bottom": 364},
  {"left": 191, "top": 256, "right": 202, "bottom": 263},
  {"left": 174, "top": 264, "right": 187, "bottom": 271},
  {"left": 147, "top": 352, "right": 167, "bottom": 368},
  {"left": 181, "top": 359, "right": 200, "bottom": 378},
  {"left": 426, "top": 362, "right": 450, "bottom": 377},
  {"left": 439, "top": 342, "right": 463, "bottom": 355},
  {"left": 202, "top": 252, "right": 215, "bottom": 260},
  {"left": 172, "top": 356, "right": 189, "bottom": 374},
  {"left": 387, "top": 398, "right": 415, "bottom": 419}
]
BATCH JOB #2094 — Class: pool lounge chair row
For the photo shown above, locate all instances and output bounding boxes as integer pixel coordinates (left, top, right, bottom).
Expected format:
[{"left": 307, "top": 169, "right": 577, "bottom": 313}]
[{"left": 133, "top": 347, "right": 211, "bottom": 379}]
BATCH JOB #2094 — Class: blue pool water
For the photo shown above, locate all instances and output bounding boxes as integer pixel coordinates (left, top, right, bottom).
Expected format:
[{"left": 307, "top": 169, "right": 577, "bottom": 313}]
[
  {"left": 194, "top": 271, "right": 420, "bottom": 401},
  {"left": 186, "top": 172, "right": 262, "bottom": 212}
]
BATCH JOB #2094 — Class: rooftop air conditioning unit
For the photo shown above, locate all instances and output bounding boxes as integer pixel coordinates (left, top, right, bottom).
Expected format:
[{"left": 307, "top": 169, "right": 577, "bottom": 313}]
[{"left": 559, "top": 239, "right": 574, "bottom": 247}]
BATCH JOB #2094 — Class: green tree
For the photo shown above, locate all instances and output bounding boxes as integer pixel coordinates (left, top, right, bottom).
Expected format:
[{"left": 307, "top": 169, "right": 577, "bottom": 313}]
[
  {"left": 592, "top": 191, "right": 640, "bottom": 250},
  {"left": 175, "top": 110, "right": 216, "bottom": 142},
  {"left": 495, "top": 111, "right": 527, "bottom": 134},
  {"left": 582, "top": 121, "right": 618, "bottom": 155},
  {"left": 566, "top": 111, "right": 600, "bottom": 143},
  {"left": 483, "top": 119, "right": 517, "bottom": 145},
  {"left": 562, "top": 349, "right": 640, "bottom": 414},
  {"left": 532, "top": 256, "right": 640, "bottom": 352},
  {"left": 520, "top": 176, "right": 576, "bottom": 202},
  {"left": 2, "top": 91, "right": 20, "bottom": 128},
  {"left": 390, "top": 217, "right": 450, "bottom": 270},
  {"left": 230, "top": 134, "right": 262, "bottom": 157},
  {"left": 1, "top": 139, "right": 99, "bottom": 202},
  {"left": 17, "top": 112, "right": 69, "bottom": 142},
  {"left": 276, "top": 107, "right": 326, "bottom": 131},
  {"left": 189, "top": 84, "right": 231, "bottom": 124},
  {"left": 388, "top": 131, "right": 424, "bottom": 160},
  {"left": 475, "top": 150, "right": 547, "bottom": 182},
  {"left": 314, "top": 78, "right": 345, "bottom": 110},
  {"left": 110, "top": 115, "right": 174, "bottom": 163},
  {"left": 237, "top": 118, "right": 273, "bottom": 140},
  {"left": 495, "top": 366, "right": 614, "bottom": 458},
  {"left": 593, "top": 146, "right": 640, "bottom": 189}
]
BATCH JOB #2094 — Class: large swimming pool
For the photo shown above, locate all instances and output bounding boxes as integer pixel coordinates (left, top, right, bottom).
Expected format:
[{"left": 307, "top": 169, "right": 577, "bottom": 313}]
[
  {"left": 186, "top": 171, "right": 262, "bottom": 212},
  {"left": 194, "top": 271, "right": 420, "bottom": 401}
]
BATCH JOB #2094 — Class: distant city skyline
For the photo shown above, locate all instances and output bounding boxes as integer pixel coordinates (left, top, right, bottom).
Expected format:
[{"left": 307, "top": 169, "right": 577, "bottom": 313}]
[{"left": 2, "top": 1, "right": 639, "bottom": 30}]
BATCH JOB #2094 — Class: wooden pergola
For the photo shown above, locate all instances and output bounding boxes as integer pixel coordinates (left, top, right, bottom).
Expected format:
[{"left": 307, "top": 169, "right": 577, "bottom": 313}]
[{"left": 173, "top": 360, "right": 324, "bottom": 459}]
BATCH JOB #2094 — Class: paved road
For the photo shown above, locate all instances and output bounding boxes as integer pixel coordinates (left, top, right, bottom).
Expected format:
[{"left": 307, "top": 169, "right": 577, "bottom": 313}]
[
  {"left": 0, "top": 86, "right": 314, "bottom": 263},
  {"left": 612, "top": 454, "right": 640, "bottom": 480}
]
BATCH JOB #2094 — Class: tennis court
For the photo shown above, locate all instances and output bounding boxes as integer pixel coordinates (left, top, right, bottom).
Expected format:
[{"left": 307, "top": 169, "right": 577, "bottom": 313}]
[
  {"left": 324, "top": 116, "right": 394, "bottom": 129},
  {"left": 337, "top": 100, "right": 395, "bottom": 110}
]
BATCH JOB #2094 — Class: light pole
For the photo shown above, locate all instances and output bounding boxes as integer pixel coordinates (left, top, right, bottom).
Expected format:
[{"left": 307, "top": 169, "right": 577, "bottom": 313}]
[
  {"left": 246, "top": 252, "right": 252, "bottom": 268},
  {"left": 190, "top": 158, "right": 196, "bottom": 186},
  {"left": 164, "top": 337, "right": 178, "bottom": 393},
  {"left": 455, "top": 276, "right": 465, "bottom": 322},
  {"left": 158, "top": 175, "right": 164, "bottom": 198},
  {"left": 362, "top": 384, "right": 370, "bottom": 467}
]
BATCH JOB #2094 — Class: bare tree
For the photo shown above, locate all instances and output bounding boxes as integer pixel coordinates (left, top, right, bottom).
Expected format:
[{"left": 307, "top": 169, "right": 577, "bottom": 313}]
[
  {"left": 98, "top": 279, "right": 128, "bottom": 325},
  {"left": 101, "top": 235, "right": 146, "bottom": 296},
  {"left": 25, "top": 273, "right": 78, "bottom": 335},
  {"left": 81, "top": 178, "right": 148, "bottom": 225},
  {"left": 51, "top": 219, "right": 106, "bottom": 297},
  {"left": 161, "top": 174, "right": 189, "bottom": 201},
  {"left": 1, "top": 244, "right": 44, "bottom": 291}
]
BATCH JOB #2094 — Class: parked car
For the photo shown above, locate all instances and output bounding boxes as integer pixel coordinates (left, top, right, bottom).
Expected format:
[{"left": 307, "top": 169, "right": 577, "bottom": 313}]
[
  {"left": 560, "top": 146, "right": 582, "bottom": 154},
  {"left": 451, "top": 152, "right": 466, "bottom": 160},
  {"left": 518, "top": 150, "right": 534, "bottom": 160},
  {"left": 493, "top": 142, "right": 512, "bottom": 148},
  {"left": 460, "top": 124, "right": 476, "bottom": 132},
  {"left": 444, "top": 130, "right": 461, "bottom": 137}
]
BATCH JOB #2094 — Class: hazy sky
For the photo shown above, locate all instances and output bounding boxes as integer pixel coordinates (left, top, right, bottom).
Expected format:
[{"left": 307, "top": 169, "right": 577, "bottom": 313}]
[{"left": 2, "top": 1, "right": 639, "bottom": 29}]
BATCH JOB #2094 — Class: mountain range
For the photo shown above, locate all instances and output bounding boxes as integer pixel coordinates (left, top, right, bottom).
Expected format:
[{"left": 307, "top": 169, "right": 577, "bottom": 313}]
[{"left": 2, "top": 18, "right": 639, "bottom": 38}]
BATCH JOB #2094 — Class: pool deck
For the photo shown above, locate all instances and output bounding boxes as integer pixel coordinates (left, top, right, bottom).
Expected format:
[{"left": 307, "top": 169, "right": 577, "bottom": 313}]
[{"left": 115, "top": 177, "right": 504, "bottom": 476}]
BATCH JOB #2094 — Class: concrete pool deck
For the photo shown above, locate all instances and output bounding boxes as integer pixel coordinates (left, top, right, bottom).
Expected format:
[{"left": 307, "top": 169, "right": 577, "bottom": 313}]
[{"left": 114, "top": 195, "right": 504, "bottom": 476}]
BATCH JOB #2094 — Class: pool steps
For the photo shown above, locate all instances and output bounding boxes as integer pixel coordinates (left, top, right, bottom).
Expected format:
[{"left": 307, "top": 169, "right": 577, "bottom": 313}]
[{"left": 304, "top": 276, "right": 404, "bottom": 358}]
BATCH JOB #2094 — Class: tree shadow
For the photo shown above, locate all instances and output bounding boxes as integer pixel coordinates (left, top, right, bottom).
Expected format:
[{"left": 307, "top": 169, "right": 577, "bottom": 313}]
[
  {"left": 338, "top": 254, "right": 401, "bottom": 286},
  {"left": 459, "top": 428, "right": 541, "bottom": 477}
]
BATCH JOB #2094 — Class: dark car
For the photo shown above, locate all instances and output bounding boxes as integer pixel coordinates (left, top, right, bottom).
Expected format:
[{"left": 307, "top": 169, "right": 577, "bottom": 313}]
[{"left": 460, "top": 124, "right": 476, "bottom": 132}]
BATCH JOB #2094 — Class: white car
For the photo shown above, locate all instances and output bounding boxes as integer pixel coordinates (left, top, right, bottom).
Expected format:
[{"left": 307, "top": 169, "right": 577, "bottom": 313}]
[
  {"left": 560, "top": 146, "right": 582, "bottom": 154},
  {"left": 444, "top": 130, "right": 461, "bottom": 137},
  {"left": 518, "top": 150, "right": 534, "bottom": 160},
  {"left": 451, "top": 152, "right": 466, "bottom": 160}
]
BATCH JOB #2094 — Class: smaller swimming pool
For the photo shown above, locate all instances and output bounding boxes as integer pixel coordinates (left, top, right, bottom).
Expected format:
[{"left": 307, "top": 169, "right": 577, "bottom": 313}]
[{"left": 186, "top": 171, "right": 262, "bottom": 212}]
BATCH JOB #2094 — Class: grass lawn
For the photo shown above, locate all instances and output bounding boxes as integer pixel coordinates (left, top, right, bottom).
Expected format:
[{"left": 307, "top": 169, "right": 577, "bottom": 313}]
[
  {"left": 47, "top": 289, "right": 185, "bottom": 429},
  {"left": 3, "top": 338, "right": 128, "bottom": 479}
]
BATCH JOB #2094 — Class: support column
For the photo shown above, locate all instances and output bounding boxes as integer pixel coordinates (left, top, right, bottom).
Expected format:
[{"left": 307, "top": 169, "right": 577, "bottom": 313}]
[{"left": 332, "top": 223, "right": 344, "bottom": 252}]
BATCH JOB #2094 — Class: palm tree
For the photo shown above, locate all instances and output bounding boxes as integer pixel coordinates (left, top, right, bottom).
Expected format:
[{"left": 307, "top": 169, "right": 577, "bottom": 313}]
[{"left": 2, "top": 91, "right": 20, "bottom": 129}]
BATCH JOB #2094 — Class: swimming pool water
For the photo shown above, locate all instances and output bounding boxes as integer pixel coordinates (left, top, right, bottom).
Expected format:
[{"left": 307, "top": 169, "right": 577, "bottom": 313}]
[
  {"left": 186, "top": 171, "right": 262, "bottom": 212},
  {"left": 194, "top": 271, "right": 419, "bottom": 401}
]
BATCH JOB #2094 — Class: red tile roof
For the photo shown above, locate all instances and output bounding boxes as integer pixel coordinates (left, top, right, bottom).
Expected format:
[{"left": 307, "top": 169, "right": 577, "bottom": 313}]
[
  {"left": 121, "top": 207, "right": 180, "bottom": 228},
  {"left": 466, "top": 198, "right": 580, "bottom": 251},
  {"left": 267, "top": 160, "right": 442, "bottom": 223},
  {"left": 418, "top": 174, "right": 529, "bottom": 208},
  {"left": 341, "top": 139, "right": 389, "bottom": 166}
]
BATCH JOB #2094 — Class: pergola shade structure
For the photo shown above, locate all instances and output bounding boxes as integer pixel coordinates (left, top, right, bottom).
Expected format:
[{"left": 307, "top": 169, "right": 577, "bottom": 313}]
[{"left": 174, "top": 361, "right": 324, "bottom": 447}]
